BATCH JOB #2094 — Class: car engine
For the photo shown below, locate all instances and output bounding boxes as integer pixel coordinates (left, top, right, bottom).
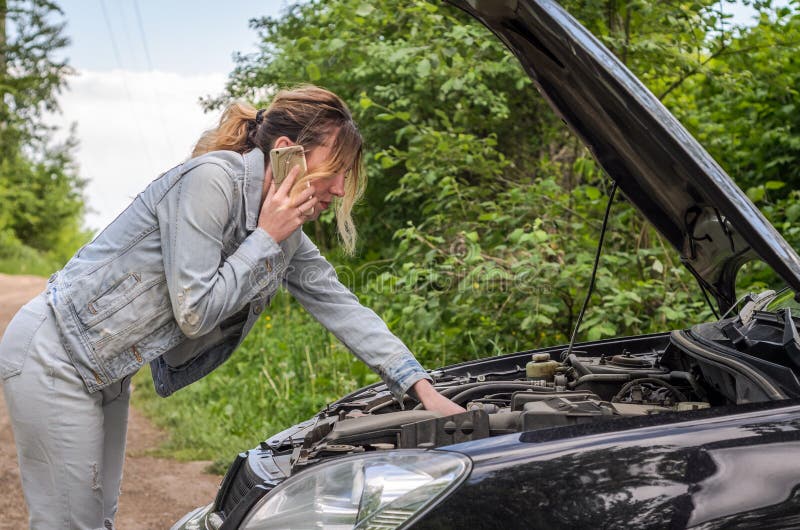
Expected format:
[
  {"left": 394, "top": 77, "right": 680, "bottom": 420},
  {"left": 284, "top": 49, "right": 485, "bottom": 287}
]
[{"left": 277, "top": 345, "right": 710, "bottom": 471}]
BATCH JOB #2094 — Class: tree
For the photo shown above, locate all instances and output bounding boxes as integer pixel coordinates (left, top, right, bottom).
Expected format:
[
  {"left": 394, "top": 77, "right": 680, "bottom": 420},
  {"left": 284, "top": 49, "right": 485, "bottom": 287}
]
[
  {"left": 1, "top": 0, "right": 72, "bottom": 152},
  {"left": 0, "top": 0, "right": 87, "bottom": 268}
]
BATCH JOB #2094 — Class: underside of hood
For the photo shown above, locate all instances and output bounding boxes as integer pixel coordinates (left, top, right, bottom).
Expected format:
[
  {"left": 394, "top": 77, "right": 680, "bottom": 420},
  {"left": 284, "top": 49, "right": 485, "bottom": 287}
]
[{"left": 447, "top": 0, "right": 800, "bottom": 312}]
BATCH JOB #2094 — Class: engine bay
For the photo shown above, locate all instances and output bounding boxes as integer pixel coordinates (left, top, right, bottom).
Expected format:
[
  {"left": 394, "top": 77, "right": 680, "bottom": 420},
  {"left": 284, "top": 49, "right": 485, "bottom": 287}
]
[
  {"left": 280, "top": 344, "right": 707, "bottom": 470},
  {"left": 250, "top": 307, "right": 800, "bottom": 480}
]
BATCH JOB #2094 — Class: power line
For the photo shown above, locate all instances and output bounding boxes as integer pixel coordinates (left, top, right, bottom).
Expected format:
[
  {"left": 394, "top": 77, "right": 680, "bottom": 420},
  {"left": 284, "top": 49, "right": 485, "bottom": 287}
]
[
  {"left": 99, "top": 0, "right": 124, "bottom": 68},
  {"left": 132, "top": 0, "right": 154, "bottom": 70},
  {"left": 131, "top": 0, "right": 175, "bottom": 156},
  {"left": 98, "top": 0, "right": 156, "bottom": 175}
]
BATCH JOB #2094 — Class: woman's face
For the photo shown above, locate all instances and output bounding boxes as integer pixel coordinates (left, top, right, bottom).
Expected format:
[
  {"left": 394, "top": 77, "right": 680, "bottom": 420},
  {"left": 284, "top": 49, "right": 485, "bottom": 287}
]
[
  {"left": 303, "top": 140, "right": 347, "bottom": 219},
  {"left": 269, "top": 135, "right": 347, "bottom": 220}
]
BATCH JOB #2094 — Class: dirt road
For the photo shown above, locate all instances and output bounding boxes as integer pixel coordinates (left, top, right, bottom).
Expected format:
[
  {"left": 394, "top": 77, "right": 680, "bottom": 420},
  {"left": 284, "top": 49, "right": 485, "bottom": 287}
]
[{"left": 0, "top": 274, "right": 222, "bottom": 529}]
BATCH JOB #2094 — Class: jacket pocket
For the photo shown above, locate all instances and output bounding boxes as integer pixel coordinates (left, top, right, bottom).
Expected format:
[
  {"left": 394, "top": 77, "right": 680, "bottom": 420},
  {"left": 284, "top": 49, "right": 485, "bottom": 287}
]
[
  {"left": 0, "top": 304, "right": 47, "bottom": 380},
  {"left": 86, "top": 272, "right": 141, "bottom": 317},
  {"left": 77, "top": 272, "right": 167, "bottom": 329}
]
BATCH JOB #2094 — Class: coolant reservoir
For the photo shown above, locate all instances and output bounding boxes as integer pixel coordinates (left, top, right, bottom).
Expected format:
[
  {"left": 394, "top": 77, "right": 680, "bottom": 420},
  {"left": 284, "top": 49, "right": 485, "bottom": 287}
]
[{"left": 526, "top": 353, "right": 559, "bottom": 381}]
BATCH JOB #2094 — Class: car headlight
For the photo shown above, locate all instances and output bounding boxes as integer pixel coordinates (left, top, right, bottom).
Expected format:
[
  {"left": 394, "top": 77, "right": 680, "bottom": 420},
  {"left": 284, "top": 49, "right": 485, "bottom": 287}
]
[{"left": 241, "top": 449, "right": 470, "bottom": 529}]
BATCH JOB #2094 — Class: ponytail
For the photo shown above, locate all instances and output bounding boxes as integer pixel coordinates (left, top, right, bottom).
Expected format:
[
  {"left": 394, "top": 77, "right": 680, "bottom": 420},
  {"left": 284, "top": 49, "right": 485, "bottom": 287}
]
[{"left": 191, "top": 101, "right": 257, "bottom": 157}]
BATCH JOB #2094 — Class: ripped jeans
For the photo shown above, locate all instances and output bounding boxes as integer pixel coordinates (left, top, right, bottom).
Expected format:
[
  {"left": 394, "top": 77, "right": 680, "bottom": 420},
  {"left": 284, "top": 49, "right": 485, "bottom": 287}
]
[{"left": 1, "top": 292, "right": 131, "bottom": 530}]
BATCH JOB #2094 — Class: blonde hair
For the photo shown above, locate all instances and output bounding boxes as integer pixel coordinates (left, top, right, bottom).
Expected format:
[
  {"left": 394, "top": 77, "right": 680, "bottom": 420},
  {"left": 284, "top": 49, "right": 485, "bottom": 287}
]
[{"left": 192, "top": 85, "right": 366, "bottom": 255}]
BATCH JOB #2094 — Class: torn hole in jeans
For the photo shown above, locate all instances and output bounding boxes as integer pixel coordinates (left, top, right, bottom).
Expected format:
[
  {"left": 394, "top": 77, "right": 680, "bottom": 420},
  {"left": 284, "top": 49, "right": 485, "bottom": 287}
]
[{"left": 91, "top": 462, "right": 100, "bottom": 491}]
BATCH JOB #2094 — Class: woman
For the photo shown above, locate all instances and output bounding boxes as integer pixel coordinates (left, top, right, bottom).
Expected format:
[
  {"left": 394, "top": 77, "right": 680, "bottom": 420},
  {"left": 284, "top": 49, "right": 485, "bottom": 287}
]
[{"left": 0, "top": 85, "right": 464, "bottom": 529}]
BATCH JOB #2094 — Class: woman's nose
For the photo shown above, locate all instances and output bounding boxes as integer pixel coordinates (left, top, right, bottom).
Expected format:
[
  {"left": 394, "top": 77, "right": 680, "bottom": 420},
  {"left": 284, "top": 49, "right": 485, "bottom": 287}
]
[{"left": 329, "top": 172, "right": 346, "bottom": 197}]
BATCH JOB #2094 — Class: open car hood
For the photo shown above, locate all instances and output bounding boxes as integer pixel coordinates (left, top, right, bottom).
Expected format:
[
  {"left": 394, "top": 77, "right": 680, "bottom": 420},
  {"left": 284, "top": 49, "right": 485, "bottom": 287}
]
[{"left": 447, "top": 0, "right": 800, "bottom": 312}]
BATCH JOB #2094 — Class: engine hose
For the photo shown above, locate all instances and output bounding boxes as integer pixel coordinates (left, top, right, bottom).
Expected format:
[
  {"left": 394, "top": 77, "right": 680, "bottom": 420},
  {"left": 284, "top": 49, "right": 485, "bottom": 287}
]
[
  {"left": 611, "top": 377, "right": 688, "bottom": 403},
  {"left": 568, "top": 374, "right": 631, "bottom": 388},
  {"left": 434, "top": 381, "right": 555, "bottom": 399},
  {"left": 447, "top": 384, "right": 544, "bottom": 406},
  {"left": 413, "top": 383, "right": 546, "bottom": 409},
  {"left": 565, "top": 354, "right": 592, "bottom": 376}
]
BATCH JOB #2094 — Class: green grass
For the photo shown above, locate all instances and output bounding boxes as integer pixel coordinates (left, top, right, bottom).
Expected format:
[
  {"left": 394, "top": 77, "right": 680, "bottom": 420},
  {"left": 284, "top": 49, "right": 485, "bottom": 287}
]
[
  {"left": 131, "top": 290, "right": 380, "bottom": 472},
  {"left": 0, "top": 238, "right": 62, "bottom": 276}
]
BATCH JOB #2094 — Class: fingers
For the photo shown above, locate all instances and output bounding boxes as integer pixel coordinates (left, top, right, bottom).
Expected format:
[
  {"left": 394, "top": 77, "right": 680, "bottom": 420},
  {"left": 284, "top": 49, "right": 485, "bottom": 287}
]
[
  {"left": 296, "top": 195, "right": 319, "bottom": 218},
  {"left": 291, "top": 181, "right": 315, "bottom": 208}
]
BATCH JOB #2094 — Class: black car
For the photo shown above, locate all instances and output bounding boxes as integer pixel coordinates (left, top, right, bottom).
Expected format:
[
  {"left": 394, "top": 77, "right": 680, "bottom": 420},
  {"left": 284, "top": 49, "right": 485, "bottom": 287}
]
[{"left": 172, "top": 0, "right": 800, "bottom": 528}]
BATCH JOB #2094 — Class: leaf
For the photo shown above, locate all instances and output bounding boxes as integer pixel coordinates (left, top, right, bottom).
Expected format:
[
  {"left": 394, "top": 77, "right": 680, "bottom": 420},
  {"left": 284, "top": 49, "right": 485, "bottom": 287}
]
[
  {"left": 359, "top": 94, "right": 373, "bottom": 109},
  {"left": 306, "top": 63, "right": 322, "bottom": 81},
  {"left": 417, "top": 58, "right": 432, "bottom": 78},
  {"left": 434, "top": 109, "right": 453, "bottom": 129},
  {"left": 584, "top": 186, "right": 601, "bottom": 200},
  {"left": 329, "top": 38, "right": 346, "bottom": 52},
  {"left": 355, "top": 3, "right": 375, "bottom": 16},
  {"left": 651, "top": 258, "right": 664, "bottom": 274},
  {"left": 786, "top": 203, "right": 800, "bottom": 222},
  {"left": 747, "top": 186, "right": 765, "bottom": 202},
  {"left": 765, "top": 180, "right": 786, "bottom": 190}
]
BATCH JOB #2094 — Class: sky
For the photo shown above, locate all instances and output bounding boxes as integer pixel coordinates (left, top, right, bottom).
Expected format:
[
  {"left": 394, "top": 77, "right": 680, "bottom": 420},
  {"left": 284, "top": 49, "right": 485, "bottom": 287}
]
[{"left": 45, "top": 0, "right": 766, "bottom": 232}]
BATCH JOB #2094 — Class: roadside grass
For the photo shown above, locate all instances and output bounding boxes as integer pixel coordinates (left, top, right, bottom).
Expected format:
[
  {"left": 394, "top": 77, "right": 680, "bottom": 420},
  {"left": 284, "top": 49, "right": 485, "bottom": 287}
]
[
  {"left": 0, "top": 239, "right": 63, "bottom": 277},
  {"left": 131, "top": 289, "right": 380, "bottom": 472}
]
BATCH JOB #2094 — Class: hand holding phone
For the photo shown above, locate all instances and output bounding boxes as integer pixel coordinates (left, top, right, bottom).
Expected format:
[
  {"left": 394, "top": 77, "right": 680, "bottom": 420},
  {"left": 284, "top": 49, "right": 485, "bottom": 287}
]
[{"left": 258, "top": 145, "right": 317, "bottom": 243}]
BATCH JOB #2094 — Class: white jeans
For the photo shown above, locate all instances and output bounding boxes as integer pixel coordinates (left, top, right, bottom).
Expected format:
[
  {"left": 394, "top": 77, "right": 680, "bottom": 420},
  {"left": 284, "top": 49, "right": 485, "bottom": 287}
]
[{"left": 1, "top": 292, "right": 131, "bottom": 530}]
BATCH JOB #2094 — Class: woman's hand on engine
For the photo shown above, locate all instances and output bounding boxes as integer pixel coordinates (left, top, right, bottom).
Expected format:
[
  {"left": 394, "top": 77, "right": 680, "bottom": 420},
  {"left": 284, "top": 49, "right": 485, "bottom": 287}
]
[
  {"left": 412, "top": 379, "right": 466, "bottom": 416},
  {"left": 258, "top": 164, "right": 317, "bottom": 243}
]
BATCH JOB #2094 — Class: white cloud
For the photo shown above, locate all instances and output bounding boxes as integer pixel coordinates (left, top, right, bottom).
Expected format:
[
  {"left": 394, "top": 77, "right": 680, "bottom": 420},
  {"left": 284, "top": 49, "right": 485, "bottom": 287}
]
[{"left": 49, "top": 69, "right": 229, "bottom": 232}]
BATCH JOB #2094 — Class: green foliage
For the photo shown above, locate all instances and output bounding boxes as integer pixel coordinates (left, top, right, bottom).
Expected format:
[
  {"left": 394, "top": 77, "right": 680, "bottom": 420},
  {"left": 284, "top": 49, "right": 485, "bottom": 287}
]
[
  {"left": 364, "top": 177, "right": 713, "bottom": 365},
  {"left": 0, "top": 0, "right": 73, "bottom": 152},
  {"left": 132, "top": 291, "right": 379, "bottom": 469},
  {"left": 0, "top": 229, "right": 65, "bottom": 275},
  {"left": 667, "top": 6, "right": 800, "bottom": 193},
  {"left": 0, "top": 137, "right": 87, "bottom": 253},
  {"left": 0, "top": 1, "right": 88, "bottom": 272}
]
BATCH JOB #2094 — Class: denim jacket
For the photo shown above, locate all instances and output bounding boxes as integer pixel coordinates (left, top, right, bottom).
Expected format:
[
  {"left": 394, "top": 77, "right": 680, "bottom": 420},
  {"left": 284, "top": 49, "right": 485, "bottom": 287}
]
[{"left": 46, "top": 148, "right": 431, "bottom": 401}]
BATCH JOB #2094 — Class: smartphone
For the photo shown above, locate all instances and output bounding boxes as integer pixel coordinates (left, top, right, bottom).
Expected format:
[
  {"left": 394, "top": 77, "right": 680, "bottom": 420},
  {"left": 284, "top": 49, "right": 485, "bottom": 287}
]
[{"left": 269, "top": 145, "right": 307, "bottom": 188}]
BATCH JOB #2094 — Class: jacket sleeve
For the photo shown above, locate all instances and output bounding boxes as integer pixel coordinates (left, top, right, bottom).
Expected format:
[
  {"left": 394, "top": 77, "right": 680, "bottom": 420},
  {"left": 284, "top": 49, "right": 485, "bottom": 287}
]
[
  {"left": 156, "top": 162, "right": 286, "bottom": 338},
  {"left": 283, "top": 232, "right": 433, "bottom": 402}
]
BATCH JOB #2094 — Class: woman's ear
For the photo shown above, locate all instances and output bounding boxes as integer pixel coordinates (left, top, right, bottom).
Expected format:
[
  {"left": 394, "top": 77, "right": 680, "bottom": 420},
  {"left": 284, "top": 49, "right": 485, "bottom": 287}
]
[{"left": 272, "top": 136, "right": 294, "bottom": 149}]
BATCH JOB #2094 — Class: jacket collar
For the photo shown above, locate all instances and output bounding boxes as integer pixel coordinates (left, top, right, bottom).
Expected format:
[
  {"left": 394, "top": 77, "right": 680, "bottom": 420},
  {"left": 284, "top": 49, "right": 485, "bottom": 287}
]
[{"left": 243, "top": 148, "right": 266, "bottom": 231}]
